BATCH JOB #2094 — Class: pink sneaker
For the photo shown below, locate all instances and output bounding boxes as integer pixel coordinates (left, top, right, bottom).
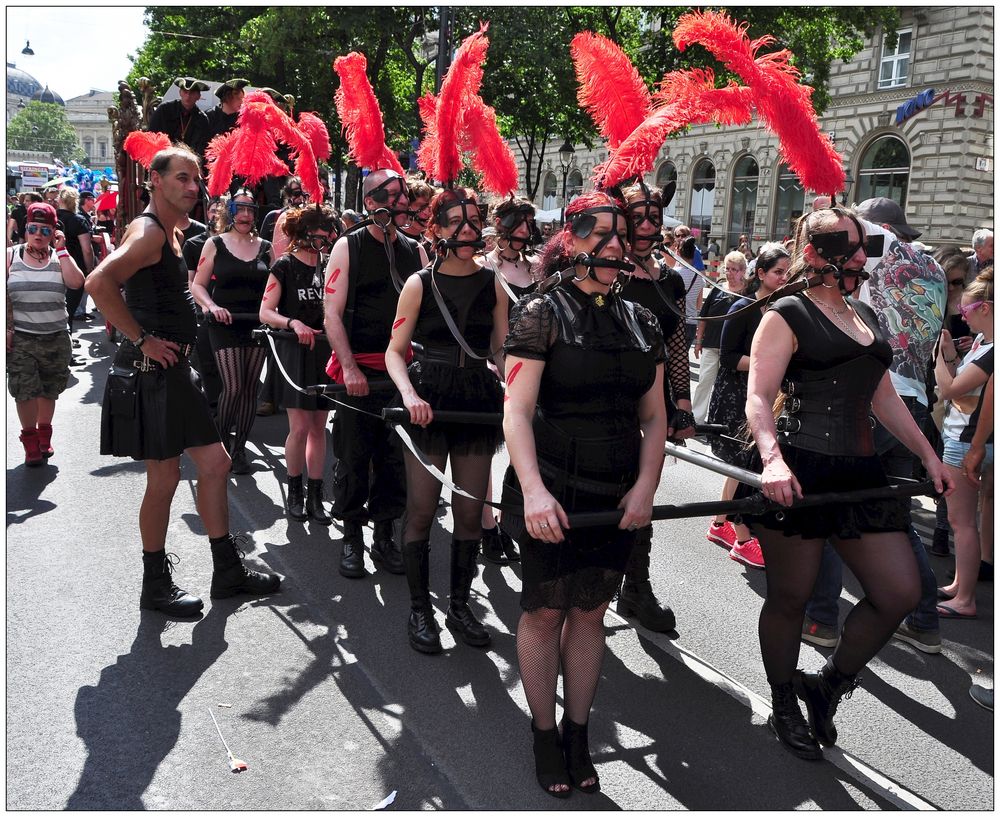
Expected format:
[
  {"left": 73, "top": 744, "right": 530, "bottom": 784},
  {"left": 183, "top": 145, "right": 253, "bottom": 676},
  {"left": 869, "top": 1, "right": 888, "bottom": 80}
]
[
  {"left": 707, "top": 521, "right": 738, "bottom": 549},
  {"left": 730, "top": 537, "right": 765, "bottom": 569}
]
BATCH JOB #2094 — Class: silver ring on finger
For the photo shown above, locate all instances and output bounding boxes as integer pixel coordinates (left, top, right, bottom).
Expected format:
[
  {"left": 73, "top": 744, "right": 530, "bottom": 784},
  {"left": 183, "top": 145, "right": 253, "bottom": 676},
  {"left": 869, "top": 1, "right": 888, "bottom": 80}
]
[
  {"left": 628, "top": 523, "right": 638, "bottom": 530},
  {"left": 539, "top": 522, "right": 549, "bottom": 529}
]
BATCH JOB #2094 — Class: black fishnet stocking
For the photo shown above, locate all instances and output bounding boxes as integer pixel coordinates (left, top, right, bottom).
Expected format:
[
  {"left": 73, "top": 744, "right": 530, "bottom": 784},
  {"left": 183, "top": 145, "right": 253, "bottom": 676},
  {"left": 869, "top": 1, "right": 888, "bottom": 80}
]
[
  {"left": 560, "top": 604, "right": 610, "bottom": 724},
  {"left": 214, "top": 345, "right": 266, "bottom": 451}
]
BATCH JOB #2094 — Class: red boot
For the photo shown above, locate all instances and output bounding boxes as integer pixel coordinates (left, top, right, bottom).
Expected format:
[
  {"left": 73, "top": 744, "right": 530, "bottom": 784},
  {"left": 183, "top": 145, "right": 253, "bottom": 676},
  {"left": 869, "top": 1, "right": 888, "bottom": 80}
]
[
  {"left": 20, "top": 428, "right": 44, "bottom": 467},
  {"left": 36, "top": 423, "right": 54, "bottom": 458}
]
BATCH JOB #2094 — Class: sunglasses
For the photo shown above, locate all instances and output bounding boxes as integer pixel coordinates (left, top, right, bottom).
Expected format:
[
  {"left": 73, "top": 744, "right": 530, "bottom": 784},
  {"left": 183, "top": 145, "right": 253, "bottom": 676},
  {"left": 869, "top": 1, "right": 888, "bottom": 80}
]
[
  {"left": 233, "top": 203, "right": 258, "bottom": 213},
  {"left": 959, "top": 300, "right": 987, "bottom": 319},
  {"left": 25, "top": 224, "right": 53, "bottom": 237},
  {"left": 948, "top": 278, "right": 965, "bottom": 289},
  {"left": 288, "top": 190, "right": 305, "bottom": 198}
]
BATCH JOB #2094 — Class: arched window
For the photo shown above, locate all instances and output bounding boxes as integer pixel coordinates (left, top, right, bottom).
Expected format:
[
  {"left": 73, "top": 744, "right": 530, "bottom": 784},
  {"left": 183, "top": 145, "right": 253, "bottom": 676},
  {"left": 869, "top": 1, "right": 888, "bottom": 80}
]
[
  {"left": 567, "top": 168, "right": 583, "bottom": 201},
  {"left": 542, "top": 171, "right": 558, "bottom": 211},
  {"left": 728, "top": 155, "right": 758, "bottom": 250},
  {"left": 689, "top": 159, "right": 715, "bottom": 241},
  {"left": 856, "top": 135, "right": 910, "bottom": 208},
  {"left": 772, "top": 163, "right": 806, "bottom": 241},
  {"left": 656, "top": 162, "right": 678, "bottom": 218}
]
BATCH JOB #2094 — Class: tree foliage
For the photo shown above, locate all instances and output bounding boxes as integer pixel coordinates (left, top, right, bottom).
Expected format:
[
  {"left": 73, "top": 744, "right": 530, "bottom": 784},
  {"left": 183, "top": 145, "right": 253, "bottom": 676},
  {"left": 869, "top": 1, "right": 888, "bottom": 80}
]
[
  {"left": 127, "top": 6, "right": 898, "bottom": 202},
  {"left": 6, "top": 102, "right": 85, "bottom": 163}
]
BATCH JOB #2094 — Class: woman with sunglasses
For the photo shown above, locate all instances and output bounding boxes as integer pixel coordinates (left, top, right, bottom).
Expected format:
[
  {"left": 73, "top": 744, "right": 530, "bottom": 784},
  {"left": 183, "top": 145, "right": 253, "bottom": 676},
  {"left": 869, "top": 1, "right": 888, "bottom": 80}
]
[
  {"left": 503, "top": 192, "right": 667, "bottom": 797},
  {"left": 934, "top": 270, "right": 993, "bottom": 619},
  {"left": 386, "top": 188, "right": 508, "bottom": 655},
  {"left": 6, "top": 202, "right": 85, "bottom": 465},
  {"left": 259, "top": 205, "right": 341, "bottom": 523},
  {"left": 191, "top": 189, "right": 274, "bottom": 474},
  {"left": 401, "top": 178, "right": 438, "bottom": 258}
]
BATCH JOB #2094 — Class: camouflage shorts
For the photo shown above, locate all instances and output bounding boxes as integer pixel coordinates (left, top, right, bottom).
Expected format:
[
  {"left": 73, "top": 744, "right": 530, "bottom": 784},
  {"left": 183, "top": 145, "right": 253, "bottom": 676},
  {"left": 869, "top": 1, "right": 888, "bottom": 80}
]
[{"left": 6, "top": 330, "right": 72, "bottom": 401}]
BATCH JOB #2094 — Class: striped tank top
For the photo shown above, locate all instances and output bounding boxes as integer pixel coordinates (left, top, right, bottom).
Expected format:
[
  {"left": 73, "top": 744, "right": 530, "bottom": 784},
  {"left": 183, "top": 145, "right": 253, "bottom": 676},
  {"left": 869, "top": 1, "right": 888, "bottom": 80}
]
[{"left": 7, "top": 246, "right": 68, "bottom": 334}]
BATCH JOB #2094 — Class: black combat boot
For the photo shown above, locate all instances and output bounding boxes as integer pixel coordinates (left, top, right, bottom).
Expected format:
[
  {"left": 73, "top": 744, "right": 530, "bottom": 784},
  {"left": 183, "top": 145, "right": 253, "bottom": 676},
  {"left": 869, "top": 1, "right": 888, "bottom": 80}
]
[
  {"left": 768, "top": 681, "right": 822, "bottom": 760},
  {"left": 209, "top": 534, "right": 281, "bottom": 599},
  {"left": 306, "top": 478, "right": 332, "bottom": 525},
  {"left": 371, "top": 519, "right": 405, "bottom": 574},
  {"left": 339, "top": 521, "right": 367, "bottom": 578},
  {"left": 402, "top": 540, "right": 441, "bottom": 654},
  {"left": 445, "top": 539, "right": 491, "bottom": 647},
  {"left": 480, "top": 524, "right": 508, "bottom": 565},
  {"left": 286, "top": 475, "right": 307, "bottom": 521},
  {"left": 140, "top": 551, "right": 204, "bottom": 616},
  {"left": 617, "top": 526, "right": 676, "bottom": 632},
  {"left": 793, "top": 657, "right": 861, "bottom": 746}
]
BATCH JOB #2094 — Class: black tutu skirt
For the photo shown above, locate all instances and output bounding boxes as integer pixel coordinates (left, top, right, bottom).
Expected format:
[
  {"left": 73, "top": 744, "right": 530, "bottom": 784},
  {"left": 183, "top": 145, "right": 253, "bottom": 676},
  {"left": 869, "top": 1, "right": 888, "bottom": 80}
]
[
  {"left": 733, "top": 444, "right": 910, "bottom": 540},
  {"left": 269, "top": 332, "right": 332, "bottom": 411},
  {"left": 398, "top": 360, "right": 504, "bottom": 456},
  {"left": 100, "top": 345, "right": 220, "bottom": 461}
]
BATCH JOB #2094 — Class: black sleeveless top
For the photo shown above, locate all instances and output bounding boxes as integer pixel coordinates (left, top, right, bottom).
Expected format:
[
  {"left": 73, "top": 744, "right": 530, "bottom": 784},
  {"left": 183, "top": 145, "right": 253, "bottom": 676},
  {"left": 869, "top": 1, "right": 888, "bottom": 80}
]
[
  {"left": 206, "top": 234, "right": 272, "bottom": 324},
  {"left": 348, "top": 228, "right": 423, "bottom": 352},
  {"left": 124, "top": 213, "right": 197, "bottom": 344},
  {"left": 271, "top": 254, "right": 326, "bottom": 330},
  {"left": 413, "top": 266, "right": 496, "bottom": 354}
]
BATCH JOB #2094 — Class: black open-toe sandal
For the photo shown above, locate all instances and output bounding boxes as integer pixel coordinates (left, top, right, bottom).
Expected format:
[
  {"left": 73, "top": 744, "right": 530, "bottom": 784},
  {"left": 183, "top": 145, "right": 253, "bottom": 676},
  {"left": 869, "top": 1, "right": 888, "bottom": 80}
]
[
  {"left": 561, "top": 717, "right": 600, "bottom": 794},
  {"left": 531, "top": 721, "right": 571, "bottom": 799}
]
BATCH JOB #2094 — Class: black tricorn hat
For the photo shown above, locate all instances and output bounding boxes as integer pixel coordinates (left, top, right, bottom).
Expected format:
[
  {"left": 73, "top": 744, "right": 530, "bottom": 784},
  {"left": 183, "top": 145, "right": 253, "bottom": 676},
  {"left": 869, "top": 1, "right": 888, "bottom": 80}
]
[
  {"left": 173, "top": 77, "right": 210, "bottom": 92},
  {"left": 215, "top": 78, "right": 250, "bottom": 99}
]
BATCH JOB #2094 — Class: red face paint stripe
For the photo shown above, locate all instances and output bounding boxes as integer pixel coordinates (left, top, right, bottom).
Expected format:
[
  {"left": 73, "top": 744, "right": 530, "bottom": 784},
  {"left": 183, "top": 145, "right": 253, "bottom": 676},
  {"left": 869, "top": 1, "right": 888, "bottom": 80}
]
[
  {"left": 265, "top": 282, "right": 278, "bottom": 293},
  {"left": 392, "top": 317, "right": 406, "bottom": 330},
  {"left": 198, "top": 257, "right": 206, "bottom": 266},
  {"left": 325, "top": 285, "right": 336, "bottom": 294},
  {"left": 328, "top": 267, "right": 341, "bottom": 284},
  {"left": 506, "top": 361, "right": 523, "bottom": 388}
]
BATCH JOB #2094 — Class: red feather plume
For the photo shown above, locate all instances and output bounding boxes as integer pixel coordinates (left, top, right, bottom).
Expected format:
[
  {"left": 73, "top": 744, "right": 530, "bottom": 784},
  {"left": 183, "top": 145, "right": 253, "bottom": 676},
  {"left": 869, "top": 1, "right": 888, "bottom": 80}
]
[
  {"left": 415, "top": 93, "right": 440, "bottom": 178},
  {"left": 295, "top": 112, "right": 331, "bottom": 162},
  {"left": 432, "top": 23, "right": 490, "bottom": 184},
  {"left": 459, "top": 97, "right": 518, "bottom": 197},
  {"left": 673, "top": 10, "right": 844, "bottom": 193},
  {"left": 333, "top": 52, "right": 404, "bottom": 174},
  {"left": 205, "top": 131, "right": 238, "bottom": 197},
  {"left": 123, "top": 131, "right": 171, "bottom": 169},
  {"left": 571, "top": 32, "right": 652, "bottom": 150}
]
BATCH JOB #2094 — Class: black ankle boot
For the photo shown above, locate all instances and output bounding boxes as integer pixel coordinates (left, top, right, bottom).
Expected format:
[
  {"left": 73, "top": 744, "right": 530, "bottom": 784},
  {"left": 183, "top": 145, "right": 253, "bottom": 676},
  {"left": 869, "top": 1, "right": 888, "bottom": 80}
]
[
  {"left": 768, "top": 681, "right": 822, "bottom": 760},
  {"left": 480, "top": 525, "right": 508, "bottom": 565},
  {"left": 446, "top": 538, "right": 491, "bottom": 647},
  {"left": 140, "top": 551, "right": 204, "bottom": 616},
  {"left": 618, "top": 526, "right": 676, "bottom": 632},
  {"left": 793, "top": 658, "right": 861, "bottom": 747},
  {"left": 287, "top": 475, "right": 307, "bottom": 521},
  {"left": 339, "top": 521, "right": 367, "bottom": 578},
  {"left": 561, "top": 717, "right": 600, "bottom": 793},
  {"left": 531, "top": 721, "right": 571, "bottom": 799},
  {"left": 209, "top": 534, "right": 281, "bottom": 599},
  {"left": 371, "top": 519, "right": 405, "bottom": 574},
  {"left": 402, "top": 540, "right": 441, "bottom": 654},
  {"left": 306, "top": 478, "right": 332, "bottom": 525}
]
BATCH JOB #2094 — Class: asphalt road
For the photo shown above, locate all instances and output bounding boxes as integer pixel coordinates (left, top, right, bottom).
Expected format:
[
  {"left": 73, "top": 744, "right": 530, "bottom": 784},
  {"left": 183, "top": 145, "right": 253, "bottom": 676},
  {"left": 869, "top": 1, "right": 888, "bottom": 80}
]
[{"left": 6, "top": 321, "right": 994, "bottom": 810}]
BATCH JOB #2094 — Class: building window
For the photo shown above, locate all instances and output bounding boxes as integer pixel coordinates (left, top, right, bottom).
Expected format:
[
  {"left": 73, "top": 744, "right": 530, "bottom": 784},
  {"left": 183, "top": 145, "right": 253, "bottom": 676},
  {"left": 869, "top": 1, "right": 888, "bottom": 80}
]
[
  {"left": 728, "top": 155, "right": 758, "bottom": 250},
  {"left": 856, "top": 135, "right": 910, "bottom": 208},
  {"left": 878, "top": 29, "right": 911, "bottom": 90},
  {"left": 83, "top": 138, "right": 93, "bottom": 159},
  {"left": 655, "top": 161, "right": 677, "bottom": 219},
  {"left": 567, "top": 168, "right": 583, "bottom": 201},
  {"left": 542, "top": 171, "right": 558, "bottom": 211},
  {"left": 689, "top": 159, "right": 715, "bottom": 243},
  {"left": 99, "top": 140, "right": 107, "bottom": 159},
  {"left": 772, "top": 163, "right": 806, "bottom": 241}
]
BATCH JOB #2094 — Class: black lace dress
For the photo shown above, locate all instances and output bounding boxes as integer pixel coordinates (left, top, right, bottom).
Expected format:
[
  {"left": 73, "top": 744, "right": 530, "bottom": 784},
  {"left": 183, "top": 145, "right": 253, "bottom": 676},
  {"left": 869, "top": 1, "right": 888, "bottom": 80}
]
[
  {"left": 707, "top": 295, "right": 761, "bottom": 464},
  {"left": 502, "top": 283, "right": 666, "bottom": 612},
  {"left": 734, "top": 294, "right": 909, "bottom": 539}
]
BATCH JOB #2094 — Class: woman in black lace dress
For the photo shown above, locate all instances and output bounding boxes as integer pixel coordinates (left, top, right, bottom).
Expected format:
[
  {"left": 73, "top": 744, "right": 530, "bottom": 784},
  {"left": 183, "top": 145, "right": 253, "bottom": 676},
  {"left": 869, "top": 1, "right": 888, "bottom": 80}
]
[
  {"left": 740, "top": 208, "right": 951, "bottom": 761},
  {"left": 385, "top": 187, "right": 508, "bottom": 656},
  {"left": 502, "top": 192, "right": 667, "bottom": 797}
]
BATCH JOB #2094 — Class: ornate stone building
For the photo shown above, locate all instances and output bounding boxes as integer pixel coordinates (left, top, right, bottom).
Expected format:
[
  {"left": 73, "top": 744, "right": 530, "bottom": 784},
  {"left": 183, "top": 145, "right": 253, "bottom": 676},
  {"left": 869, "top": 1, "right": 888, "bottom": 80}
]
[
  {"left": 518, "top": 6, "right": 993, "bottom": 250},
  {"left": 64, "top": 90, "right": 117, "bottom": 168}
]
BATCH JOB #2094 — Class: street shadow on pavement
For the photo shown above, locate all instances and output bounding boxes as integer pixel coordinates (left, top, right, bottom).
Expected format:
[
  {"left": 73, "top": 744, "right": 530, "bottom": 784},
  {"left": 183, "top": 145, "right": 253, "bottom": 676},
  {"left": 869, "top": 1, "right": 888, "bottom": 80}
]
[
  {"left": 6, "top": 463, "right": 60, "bottom": 528},
  {"left": 67, "top": 609, "right": 231, "bottom": 809}
]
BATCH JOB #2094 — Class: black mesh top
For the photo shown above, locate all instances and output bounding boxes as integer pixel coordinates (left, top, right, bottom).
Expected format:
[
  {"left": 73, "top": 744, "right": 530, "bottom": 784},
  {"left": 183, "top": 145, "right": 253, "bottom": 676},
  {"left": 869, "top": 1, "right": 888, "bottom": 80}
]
[{"left": 504, "top": 283, "right": 665, "bottom": 438}]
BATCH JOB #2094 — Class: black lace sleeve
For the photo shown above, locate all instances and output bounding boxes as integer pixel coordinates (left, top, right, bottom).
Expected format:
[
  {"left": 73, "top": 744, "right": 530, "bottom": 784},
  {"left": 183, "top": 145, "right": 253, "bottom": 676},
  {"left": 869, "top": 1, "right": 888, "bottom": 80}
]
[
  {"left": 503, "top": 292, "right": 558, "bottom": 360},
  {"left": 631, "top": 302, "right": 668, "bottom": 366}
]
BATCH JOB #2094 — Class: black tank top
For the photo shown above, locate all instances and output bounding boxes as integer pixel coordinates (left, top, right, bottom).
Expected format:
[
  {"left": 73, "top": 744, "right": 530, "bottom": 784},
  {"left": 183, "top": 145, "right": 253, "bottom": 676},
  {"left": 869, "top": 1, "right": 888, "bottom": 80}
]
[
  {"left": 348, "top": 228, "right": 423, "bottom": 352},
  {"left": 124, "top": 212, "right": 197, "bottom": 343},
  {"left": 206, "top": 234, "right": 272, "bottom": 323},
  {"left": 414, "top": 266, "right": 497, "bottom": 353}
]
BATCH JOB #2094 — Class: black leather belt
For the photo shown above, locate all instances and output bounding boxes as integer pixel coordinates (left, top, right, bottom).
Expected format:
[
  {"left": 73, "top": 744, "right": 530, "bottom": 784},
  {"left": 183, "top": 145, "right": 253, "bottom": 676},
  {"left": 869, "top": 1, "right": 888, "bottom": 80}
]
[
  {"left": 121, "top": 339, "right": 195, "bottom": 372},
  {"left": 420, "top": 344, "right": 488, "bottom": 369}
]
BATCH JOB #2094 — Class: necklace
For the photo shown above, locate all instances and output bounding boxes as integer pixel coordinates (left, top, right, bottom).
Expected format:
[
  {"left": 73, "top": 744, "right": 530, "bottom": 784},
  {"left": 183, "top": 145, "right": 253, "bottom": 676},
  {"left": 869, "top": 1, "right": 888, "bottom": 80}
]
[
  {"left": 497, "top": 250, "right": 521, "bottom": 265},
  {"left": 24, "top": 245, "right": 49, "bottom": 263},
  {"left": 807, "top": 293, "right": 861, "bottom": 340}
]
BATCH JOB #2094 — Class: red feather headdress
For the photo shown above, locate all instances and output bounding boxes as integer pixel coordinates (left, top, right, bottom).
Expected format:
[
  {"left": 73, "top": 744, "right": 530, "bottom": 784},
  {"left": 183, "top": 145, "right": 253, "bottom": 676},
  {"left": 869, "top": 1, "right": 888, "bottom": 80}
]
[
  {"left": 571, "top": 31, "right": 652, "bottom": 151},
  {"left": 459, "top": 97, "right": 518, "bottom": 197},
  {"left": 123, "top": 131, "right": 171, "bottom": 169},
  {"left": 333, "top": 52, "right": 404, "bottom": 174},
  {"left": 673, "top": 10, "right": 844, "bottom": 194}
]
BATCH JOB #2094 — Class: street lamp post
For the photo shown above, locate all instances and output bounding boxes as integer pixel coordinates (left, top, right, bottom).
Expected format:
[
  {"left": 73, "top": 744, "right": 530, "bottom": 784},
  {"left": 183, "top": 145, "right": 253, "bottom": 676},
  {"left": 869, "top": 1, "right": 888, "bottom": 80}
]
[
  {"left": 558, "top": 138, "right": 574, "bottom": 225},
  {"left": 840, "top": 169, "right": 855, "bottom": 207}
]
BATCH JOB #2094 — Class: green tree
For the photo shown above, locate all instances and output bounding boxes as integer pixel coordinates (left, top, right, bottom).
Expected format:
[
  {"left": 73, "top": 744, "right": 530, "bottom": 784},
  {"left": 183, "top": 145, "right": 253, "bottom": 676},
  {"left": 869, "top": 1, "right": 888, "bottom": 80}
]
[{"left": 6, "top": 102, "right": 85, "bottom": 163}]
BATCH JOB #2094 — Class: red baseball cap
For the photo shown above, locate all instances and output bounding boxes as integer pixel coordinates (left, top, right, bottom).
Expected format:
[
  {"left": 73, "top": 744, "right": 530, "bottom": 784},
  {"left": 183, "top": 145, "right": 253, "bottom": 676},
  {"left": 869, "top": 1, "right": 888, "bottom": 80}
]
[{"left": 26, "top": 202, "right": 57, "bottom": 226}]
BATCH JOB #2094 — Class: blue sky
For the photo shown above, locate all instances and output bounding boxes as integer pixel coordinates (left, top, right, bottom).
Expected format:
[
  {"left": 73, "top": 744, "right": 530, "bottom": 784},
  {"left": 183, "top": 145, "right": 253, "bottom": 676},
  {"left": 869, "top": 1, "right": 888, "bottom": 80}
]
[{"left": 7, "top": 6, "right": 148, "bottom": 100}]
